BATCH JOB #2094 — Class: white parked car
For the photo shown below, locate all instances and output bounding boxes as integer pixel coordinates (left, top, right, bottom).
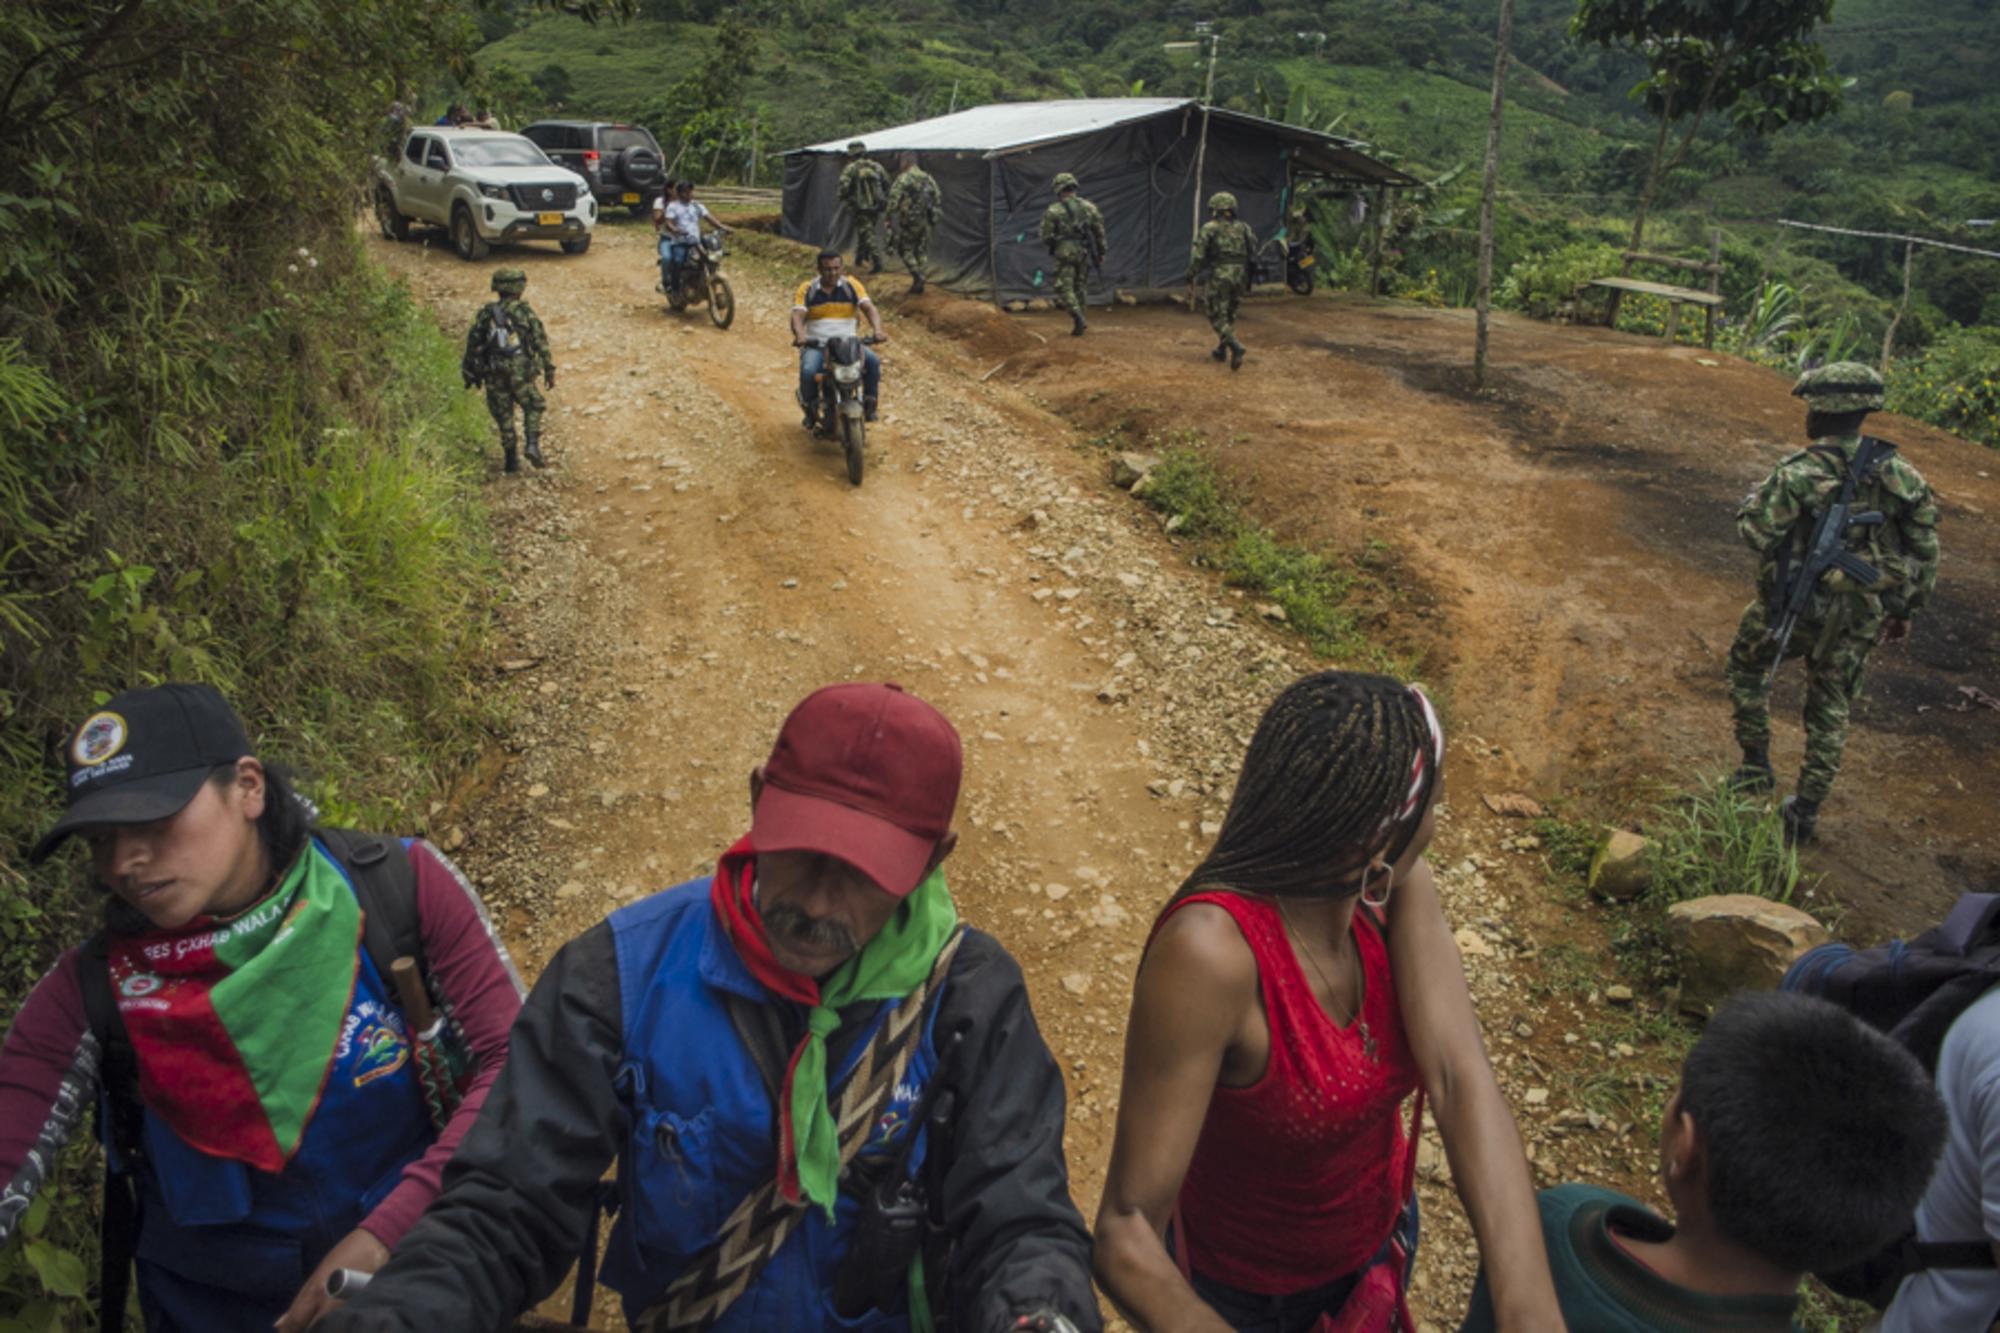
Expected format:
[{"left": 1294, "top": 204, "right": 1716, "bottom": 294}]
[{"left": 373, "top": 128, "right": 597, "bottom": 260}]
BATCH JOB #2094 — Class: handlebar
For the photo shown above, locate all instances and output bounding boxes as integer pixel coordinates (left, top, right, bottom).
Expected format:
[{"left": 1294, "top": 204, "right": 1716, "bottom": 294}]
[{"left": 798, "top": 335, "right": 885, "bottom": 349}]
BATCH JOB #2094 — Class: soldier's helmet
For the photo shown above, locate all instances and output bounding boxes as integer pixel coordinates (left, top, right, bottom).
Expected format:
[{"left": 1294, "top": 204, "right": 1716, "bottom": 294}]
[
  {"left": 847, "top": 140, "right": 867, "bottom": 154},
  {"left": 491, "top": 268, "right": 527, "bottom": 294},
  {"left": 1052, "top": 172, "right": 1079, "bottom": 193},
  {"left": 1208, "top": 191, "right": 1238, "bottom": 213},
  {"left": 1792, "top": 361, "right": 1886, "bottom": 414}
]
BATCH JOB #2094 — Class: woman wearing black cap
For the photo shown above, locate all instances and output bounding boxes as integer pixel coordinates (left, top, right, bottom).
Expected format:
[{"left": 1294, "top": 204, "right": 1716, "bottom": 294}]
[{"left": 1, "top": 683, "right": 524, "bottom": 1332}]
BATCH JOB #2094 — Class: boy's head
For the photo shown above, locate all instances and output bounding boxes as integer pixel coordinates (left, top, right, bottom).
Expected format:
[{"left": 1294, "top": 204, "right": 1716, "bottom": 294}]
[{"left": 1662, "top": 990, "right": 1947, "bottom": 1275}]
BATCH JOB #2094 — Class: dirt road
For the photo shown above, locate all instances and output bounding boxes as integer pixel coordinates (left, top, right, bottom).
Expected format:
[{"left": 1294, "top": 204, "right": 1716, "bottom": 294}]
[
  {"left": 976, "top": 288, "right": 1999, "bottom": 939},
  {"left": 373, "top": 217, "right": 1991, "bottom": 1328}
]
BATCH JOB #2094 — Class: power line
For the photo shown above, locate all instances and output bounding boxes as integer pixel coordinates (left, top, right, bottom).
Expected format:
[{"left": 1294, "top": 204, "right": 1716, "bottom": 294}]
[{"left": 1775, "top": 218, "right": 2000, "bottom": 261}]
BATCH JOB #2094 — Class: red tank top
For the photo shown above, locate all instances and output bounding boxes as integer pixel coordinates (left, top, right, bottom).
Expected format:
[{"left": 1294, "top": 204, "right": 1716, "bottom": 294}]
[{"left": 1163, "top": 891, "right": 1420, "bottom": 1293}]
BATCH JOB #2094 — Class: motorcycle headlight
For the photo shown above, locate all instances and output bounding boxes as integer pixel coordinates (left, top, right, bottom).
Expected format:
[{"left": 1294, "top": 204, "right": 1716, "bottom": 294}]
[
  {"left": 833, "top": 363, "right": 862, "bottom": 383},
  {"left": 478, "top": 183, "right": 508, "bottom": 200}
]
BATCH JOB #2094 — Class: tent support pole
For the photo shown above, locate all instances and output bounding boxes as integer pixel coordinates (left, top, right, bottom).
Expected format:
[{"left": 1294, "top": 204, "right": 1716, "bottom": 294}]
[
  {"left": 1190, "top": 34, "right": 1219, "bottom": 248},
  {"left": 1369, "top": 185, "right": 1387, "bottom": 296},
  {"left": 989, "top": 158, "right": 1002, "bottom": 308}
]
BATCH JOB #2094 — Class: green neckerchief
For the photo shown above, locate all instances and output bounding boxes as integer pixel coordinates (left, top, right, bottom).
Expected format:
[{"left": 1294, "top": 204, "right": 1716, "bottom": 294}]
[{"left": 791, "top": 868, "right": 958, "bottom": 1216}]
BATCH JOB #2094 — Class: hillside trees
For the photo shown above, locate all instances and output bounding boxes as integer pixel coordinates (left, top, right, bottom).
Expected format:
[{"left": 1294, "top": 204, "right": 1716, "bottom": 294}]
[{"left": 1571, "top": 0, "right": 1845, "bottom": 255}]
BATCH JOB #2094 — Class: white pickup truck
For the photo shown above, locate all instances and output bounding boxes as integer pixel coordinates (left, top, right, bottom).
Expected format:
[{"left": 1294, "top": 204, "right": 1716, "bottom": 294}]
[{"left": 373, "top": 127, "right": 597, "bottom": 260}]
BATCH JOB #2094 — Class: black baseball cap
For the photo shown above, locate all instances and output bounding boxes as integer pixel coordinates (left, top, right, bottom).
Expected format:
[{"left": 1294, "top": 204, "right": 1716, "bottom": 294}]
[{"left": 29, "top": 683, "right": 252, "bottom": 863}]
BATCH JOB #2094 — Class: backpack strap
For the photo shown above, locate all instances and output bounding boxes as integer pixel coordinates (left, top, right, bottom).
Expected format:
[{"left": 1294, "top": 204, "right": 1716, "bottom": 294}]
[
  {"left": 79, "top": 930, "right": 142, "bottom": 1332},
  {"left": 311, "top": 827, "right": 423, "bottom": 987}
]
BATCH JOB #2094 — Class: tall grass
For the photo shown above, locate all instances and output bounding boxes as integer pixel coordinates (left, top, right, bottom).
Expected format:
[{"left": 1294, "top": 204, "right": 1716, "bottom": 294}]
[{"left": 1643, "top": 776, "right": 1805, "bottom": 906}]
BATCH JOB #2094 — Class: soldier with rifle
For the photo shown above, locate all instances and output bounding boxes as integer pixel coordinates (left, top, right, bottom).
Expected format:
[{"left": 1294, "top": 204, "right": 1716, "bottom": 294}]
[
  {"left": 1038, "top": 173, "right": 1105, "bottom": 337},
  {"left": 1725, "top": 362, "right": 1941, "bottom": 844}
]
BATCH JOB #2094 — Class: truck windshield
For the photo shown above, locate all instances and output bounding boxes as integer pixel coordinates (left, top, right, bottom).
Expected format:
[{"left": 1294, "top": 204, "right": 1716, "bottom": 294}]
[{"left": 453, "top": 139, "right": 554, "bottom": 168}]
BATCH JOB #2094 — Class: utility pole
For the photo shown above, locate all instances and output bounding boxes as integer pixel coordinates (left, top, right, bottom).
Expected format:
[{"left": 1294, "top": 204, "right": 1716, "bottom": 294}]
[
  {"left": 1189, "top": 23, "right": 1220, "bottom": 248},
  {"left": 1473, "top": 0, "right": 1516, "bottom": 390}
]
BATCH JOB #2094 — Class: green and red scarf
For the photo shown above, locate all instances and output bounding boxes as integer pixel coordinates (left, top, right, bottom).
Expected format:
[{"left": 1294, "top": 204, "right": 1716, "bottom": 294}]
[
  {"left": 104, "top": 842, "right": 363, "bottom": 1173},
  {"left": 709, "top": 835, "right": 957, "bottom": 1217}
]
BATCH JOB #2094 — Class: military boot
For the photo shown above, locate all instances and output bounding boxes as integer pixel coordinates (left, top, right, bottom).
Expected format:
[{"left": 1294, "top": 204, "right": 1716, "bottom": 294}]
[
  {"left": 910, "top": 273, "right": 926, "bottom": 295},
  {"left": 1229, "top": 339, "right": 1246, "bottom": 371},
  {"left": 1211, "top": 341, "right": 1228, "bottom": 362},
  {"left": 523, "top": 432, "right": 546, "bottom": 469},
  {"left": 503, "top": 442, "right": 520, "bottom": 474},
  {"left": 1779, "top": 795, "right": 1819, "bottom": 845},
  {"left": 1071, "top": 310, "right": 1088, "bottom": 337},
  {"left": 1730, "top": 747, "right": 1776, "bottom": 795}
]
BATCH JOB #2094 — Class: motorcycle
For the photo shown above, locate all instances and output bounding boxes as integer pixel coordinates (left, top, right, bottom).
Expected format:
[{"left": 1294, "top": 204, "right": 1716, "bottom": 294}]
[
  {"left": 800, "top": 334, "right": 882, "bottom": 487},
  {"left": 1284, "top": 231, "right": 1317, "bottom": 295},
  {"left": 659, "top": 231, "right": 735, "bottom": 329}
]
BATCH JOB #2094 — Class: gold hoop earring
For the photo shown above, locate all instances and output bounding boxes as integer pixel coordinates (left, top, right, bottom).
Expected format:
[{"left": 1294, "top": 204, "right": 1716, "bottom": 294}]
[{"left": 1359, "top": 861, "right": 1394, "bottom": 908}]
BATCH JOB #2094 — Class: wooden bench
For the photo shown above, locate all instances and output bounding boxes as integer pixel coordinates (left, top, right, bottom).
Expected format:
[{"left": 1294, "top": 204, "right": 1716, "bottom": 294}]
[{"left": 1575, "top": 231, "right": 1725, "bottom": 347}]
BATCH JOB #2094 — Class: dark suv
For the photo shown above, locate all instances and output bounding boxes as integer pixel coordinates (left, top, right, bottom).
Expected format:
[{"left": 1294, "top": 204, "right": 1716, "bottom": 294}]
[{"left": 521, "top": 121, "right": 668, "bottom": 216}]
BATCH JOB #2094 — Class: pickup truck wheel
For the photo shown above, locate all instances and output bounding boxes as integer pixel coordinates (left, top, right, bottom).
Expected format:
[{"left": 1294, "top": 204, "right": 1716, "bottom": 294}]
[
  {"left": 374, "top": 186, "right": 410, "bottom": 242},
  {"left": 452, "top": 205, "right": 490, "bottom": 261},
  {"left": 560, "top": 235, "right": 592, "bottom": 255}
]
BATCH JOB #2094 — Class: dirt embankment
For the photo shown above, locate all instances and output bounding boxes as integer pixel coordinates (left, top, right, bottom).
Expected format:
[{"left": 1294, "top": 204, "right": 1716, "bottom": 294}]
[{"left": 377, "top": 219, "right": 1991, "bottom": 1329}]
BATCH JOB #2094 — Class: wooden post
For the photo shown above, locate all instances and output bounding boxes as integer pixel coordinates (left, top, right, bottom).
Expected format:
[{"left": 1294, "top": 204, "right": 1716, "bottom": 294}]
[
  {"left": 1704, "top": 228, "right": 1722, "bottom": 348},
  {"left": 1882, "top": 239, "right": 1915, "bottom": 370},
  {"left": 1189, "top": 32, "right": 1220, "bottom": 253},
  {"left": 1368, "top": 184, "right": 1387, "bottom": 296},
  {"left": 747, "top": 109, "right": 760, "bottom": 186},
  {"left": 1473, "top": 0, "right": 1516, "bottom": 390}
]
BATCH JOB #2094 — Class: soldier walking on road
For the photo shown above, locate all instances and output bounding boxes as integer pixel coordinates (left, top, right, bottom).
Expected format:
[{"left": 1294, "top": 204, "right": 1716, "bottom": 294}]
[
  {"left": 461, "top": 268, "right": 555, "bottom": 474},
  {"left": 885, "top": 153, "right": 942, "bottom": 294},
  {"left": 1038, "top": 172, "right": 1105, "bottom": 337},
  {"left": 837, "top": 140, "right": 891, "bottom": 274},
  {"left": 1724, "top": 362, "right": 1941, "bottom": 843},
  {"left": 1187, "top": 191, "right": 1257, "bottom": 370}
]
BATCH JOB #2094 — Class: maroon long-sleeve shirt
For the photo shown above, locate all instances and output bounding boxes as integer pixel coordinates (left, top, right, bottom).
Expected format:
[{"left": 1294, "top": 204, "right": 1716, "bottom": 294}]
[{"left": 0, "top": 839, "right": 524, "bottom": 1252}]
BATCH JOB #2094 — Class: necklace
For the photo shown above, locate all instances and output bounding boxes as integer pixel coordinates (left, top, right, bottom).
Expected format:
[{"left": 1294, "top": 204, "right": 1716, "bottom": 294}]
[{"left": 1278, "top": 900, "right": 1377, "bottom": 1063}]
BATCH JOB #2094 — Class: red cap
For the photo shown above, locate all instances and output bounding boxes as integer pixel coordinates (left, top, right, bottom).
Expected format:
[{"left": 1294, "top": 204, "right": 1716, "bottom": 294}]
[{"left": 751, "top": 683, "right": 962, "bottom": 897}]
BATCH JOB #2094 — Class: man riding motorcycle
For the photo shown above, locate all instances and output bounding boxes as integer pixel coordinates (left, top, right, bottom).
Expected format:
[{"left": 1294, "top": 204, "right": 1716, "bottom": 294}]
[{"left": 791, "top": 251, "right": 887, "bottom": 424}]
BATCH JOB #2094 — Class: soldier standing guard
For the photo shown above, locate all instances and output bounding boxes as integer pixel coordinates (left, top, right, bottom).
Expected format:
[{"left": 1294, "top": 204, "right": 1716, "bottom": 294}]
[
  {"left": 837, "top": 141, "right": 891, "bottom": 274},
  {"left": 1187, "top": 191, "right": 1257, "bottom": 370},
  {"left": 1724, "top": 362, "right": 1941, "bottom": 843},
  {"left": 1038, "top": 172, "right": 1105, "bottom": 337},
  {"left": 885, "top": 153, "right": 942, "bottom": 294},
  {"left": 461, "top": 268, "right": 556, "bottom": 474}
]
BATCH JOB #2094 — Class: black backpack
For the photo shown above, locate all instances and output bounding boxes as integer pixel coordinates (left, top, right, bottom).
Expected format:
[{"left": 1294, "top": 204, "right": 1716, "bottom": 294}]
[
  {"left": 1781, "top": 891, "right": 2000, "bottom": 1307},
  {"left": 77, "top": 829, "right": 426, "bottom": 1331}
]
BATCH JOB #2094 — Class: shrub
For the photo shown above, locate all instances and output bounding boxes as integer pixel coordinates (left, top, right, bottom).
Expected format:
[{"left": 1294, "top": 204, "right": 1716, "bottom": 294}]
[
  {"left": 1886, "top": 325, "right": 2000, "bottom": 449},
  {"left": 1498, "top": 241, "right": 1626, "bottom": 318}
]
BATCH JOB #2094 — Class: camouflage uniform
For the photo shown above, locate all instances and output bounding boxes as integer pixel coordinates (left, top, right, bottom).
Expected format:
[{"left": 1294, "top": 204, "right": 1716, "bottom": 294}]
[
  {"left": 1188, "top": 193, "right": 1257, "bottom": 368},
  {"left": 837, "top": 143, "right": 892, "bottom": 273},
  {"left": 1037, "top": 173, "right": 1105, "bottom": 335},
  {"left": 461, "top": 269, "right": 555, "bottom": 472},
  {"left": 1724, "top": 363, "right": 1940, "bottom": 830},
  {"left": 886, "top": 164, "right": 942, "bottom": 292}
]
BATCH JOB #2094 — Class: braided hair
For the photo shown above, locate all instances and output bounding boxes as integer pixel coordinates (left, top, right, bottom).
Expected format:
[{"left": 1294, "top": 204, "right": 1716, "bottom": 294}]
[{"left": 1176, "top": 671, "right": 1439, "bottom": 902}]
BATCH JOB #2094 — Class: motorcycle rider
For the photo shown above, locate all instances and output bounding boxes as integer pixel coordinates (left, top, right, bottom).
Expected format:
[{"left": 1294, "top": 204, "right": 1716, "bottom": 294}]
[
  {"left": 791, "top": 250, "right": 887, "bottom": 426},
  {"left": 652, "top": 178, "right": 732, "bottom": 302}
]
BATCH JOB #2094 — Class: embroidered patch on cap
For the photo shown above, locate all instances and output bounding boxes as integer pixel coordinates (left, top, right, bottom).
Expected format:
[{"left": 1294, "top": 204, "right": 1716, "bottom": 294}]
[{"left": 72, "top": 712, "right": 128, "bottom": 767}]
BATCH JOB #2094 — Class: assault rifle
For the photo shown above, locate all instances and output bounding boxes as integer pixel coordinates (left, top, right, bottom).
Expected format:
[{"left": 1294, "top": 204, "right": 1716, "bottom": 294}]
[{"left": 1762, "top": 436, "right": 1893, "bottom": 690}]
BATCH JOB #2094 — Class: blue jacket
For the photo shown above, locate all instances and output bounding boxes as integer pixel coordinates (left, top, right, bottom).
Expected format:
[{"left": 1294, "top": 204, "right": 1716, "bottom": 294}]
[{"left": 327, "top": 875, "right": 1102, "bottom": 1333}]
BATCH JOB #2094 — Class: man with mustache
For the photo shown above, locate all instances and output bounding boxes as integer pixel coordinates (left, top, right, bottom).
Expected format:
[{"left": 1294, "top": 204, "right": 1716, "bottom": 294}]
[{"left": 325, "top": 683, "right": 1099, "bottom": 1333}]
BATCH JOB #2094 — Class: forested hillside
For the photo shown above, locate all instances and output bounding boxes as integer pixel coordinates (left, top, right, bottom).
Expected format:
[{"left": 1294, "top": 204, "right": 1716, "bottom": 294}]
[{"left": 464, "top": 0, "right": 1999, "bottom": 444}]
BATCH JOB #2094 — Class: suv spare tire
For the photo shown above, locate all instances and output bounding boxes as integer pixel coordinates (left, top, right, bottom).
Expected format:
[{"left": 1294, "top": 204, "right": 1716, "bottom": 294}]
[{"left": 617, "top": 145, "right": 664, "bottom": 190}]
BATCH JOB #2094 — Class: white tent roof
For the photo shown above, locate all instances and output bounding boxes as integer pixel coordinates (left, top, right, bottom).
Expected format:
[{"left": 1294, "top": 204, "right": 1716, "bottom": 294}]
[{"left": 792, "top": 99, "right": 1195, "bottom": 156}]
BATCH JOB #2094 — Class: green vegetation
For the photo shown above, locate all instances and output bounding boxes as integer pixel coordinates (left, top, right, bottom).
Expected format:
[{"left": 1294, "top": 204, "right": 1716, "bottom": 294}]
[
  {"left": 1642, "top": 777, "right": 1805, "bottom": 907},
  {"left": 0, "top": 0, "right": 633, "bottom": 1315},
  {"left": 1134, "top": 439, "right": 1374, "bottom": 661}
]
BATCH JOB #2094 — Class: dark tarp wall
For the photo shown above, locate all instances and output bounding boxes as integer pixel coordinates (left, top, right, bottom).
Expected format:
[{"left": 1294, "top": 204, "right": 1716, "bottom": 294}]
[
  {"left": 781, "top": 150, "right": 994, "bottom": 294},
  {"left": 781, "top": 101, "right": 1411, "bottom": 304}
]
